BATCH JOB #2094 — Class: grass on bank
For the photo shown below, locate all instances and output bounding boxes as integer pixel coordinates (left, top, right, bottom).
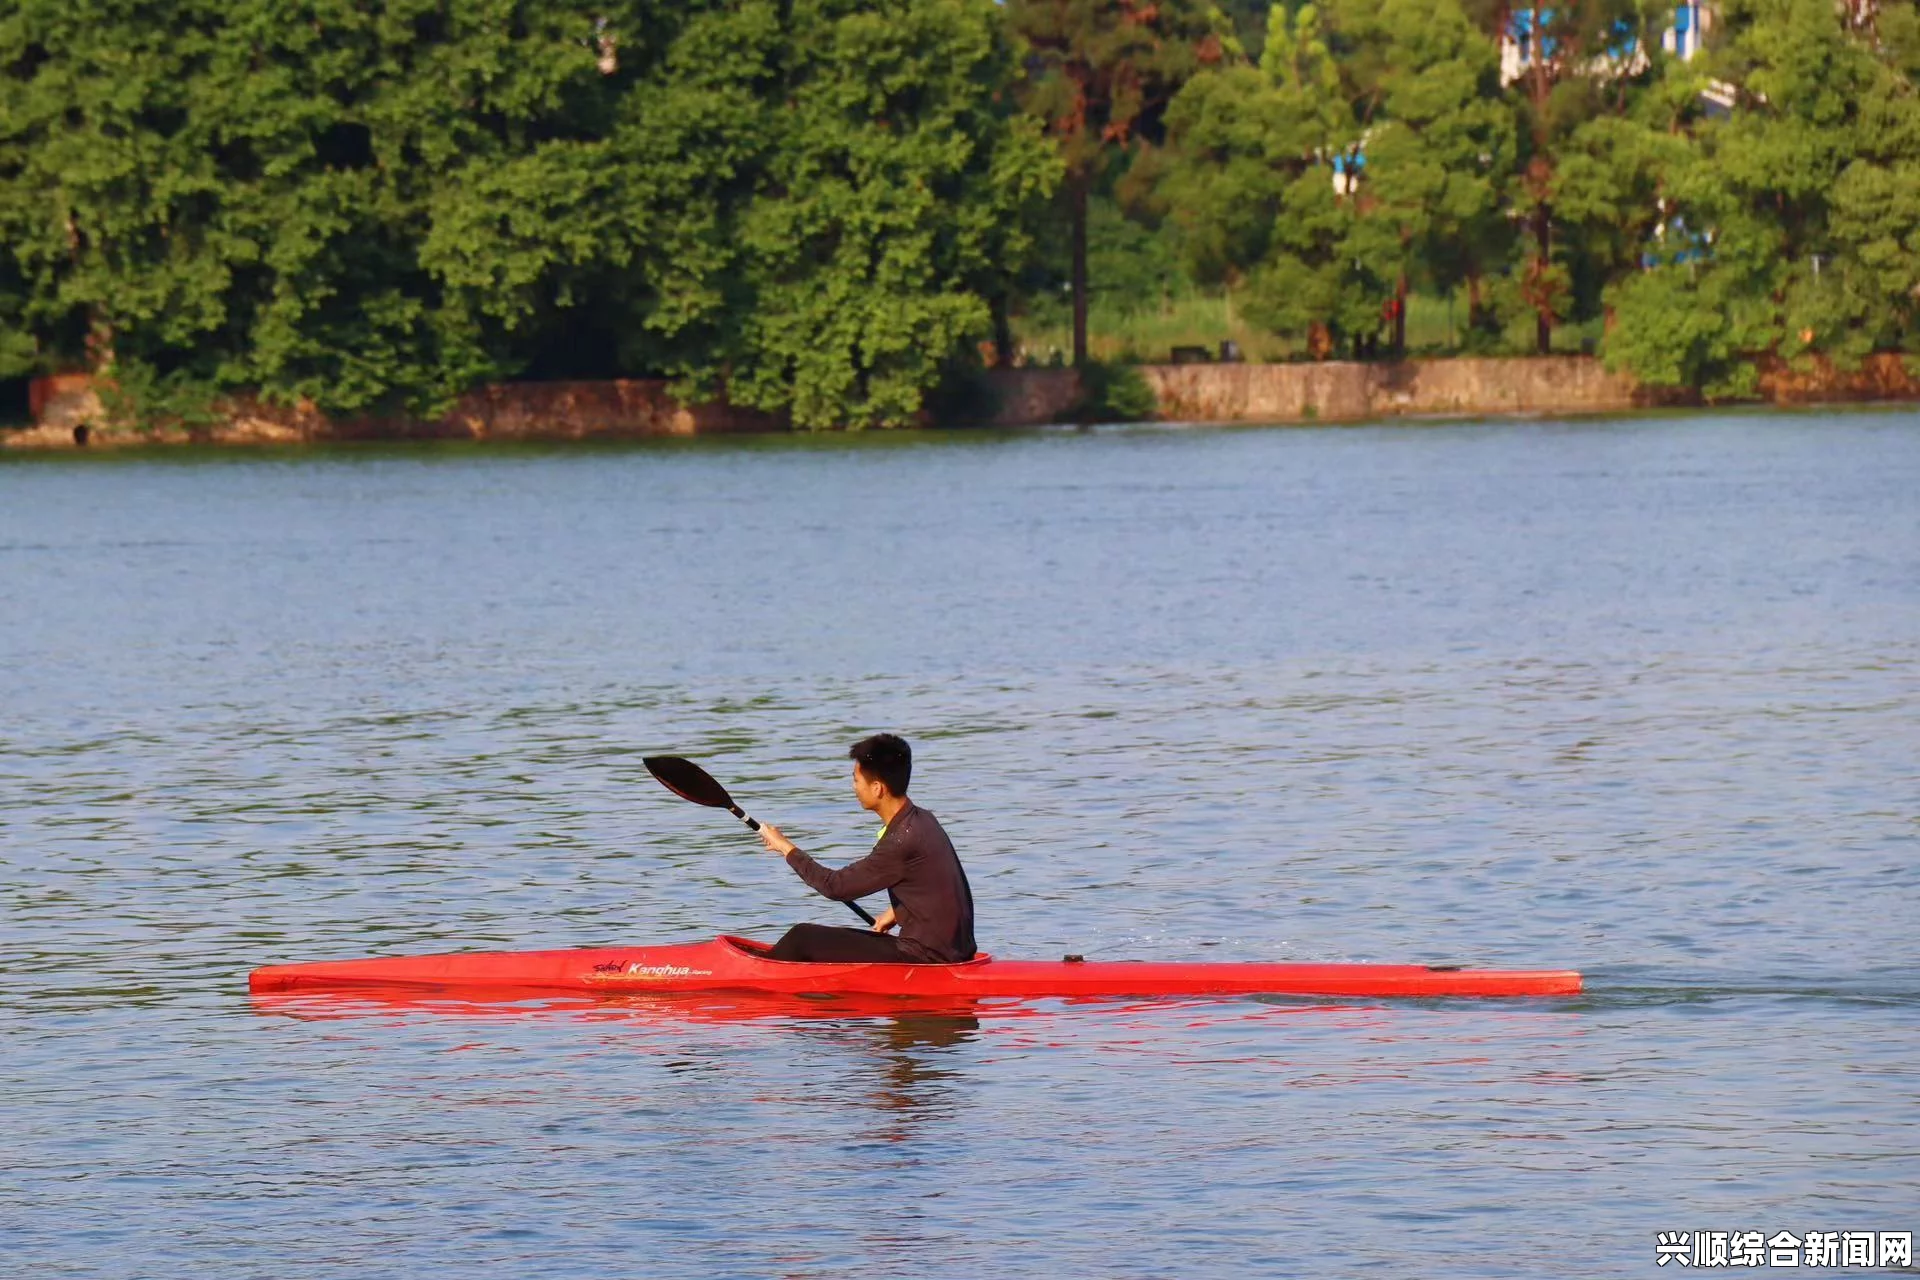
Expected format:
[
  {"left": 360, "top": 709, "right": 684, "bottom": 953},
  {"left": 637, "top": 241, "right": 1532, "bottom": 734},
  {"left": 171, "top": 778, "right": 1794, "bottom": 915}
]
[{"left": 1011, "top": 290, "right": 1603, "bottom": 366}]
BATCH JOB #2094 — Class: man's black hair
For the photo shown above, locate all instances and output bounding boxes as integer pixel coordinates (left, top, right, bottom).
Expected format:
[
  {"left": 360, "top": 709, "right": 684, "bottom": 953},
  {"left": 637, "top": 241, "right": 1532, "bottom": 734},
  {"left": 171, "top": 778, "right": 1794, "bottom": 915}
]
[{"left": 849, "top": 734, "right": 912, "bottom": 797}]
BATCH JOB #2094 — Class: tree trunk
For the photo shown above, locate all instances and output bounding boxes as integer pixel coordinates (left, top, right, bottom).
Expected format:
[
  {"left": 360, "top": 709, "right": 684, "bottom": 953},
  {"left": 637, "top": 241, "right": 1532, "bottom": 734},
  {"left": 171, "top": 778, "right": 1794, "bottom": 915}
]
[
  {"left": 992, "top": 293, "right": 1015, "bottom": 368},
  {"left": 1070, "top": 179, "right": 1089, "bottom": 368},
  {"left": 1533, "top": 202, "right": 1552, "bottom": 355},
  {"left": 66, "top": 210, "right": 116, "bottom": 375},
  {"left": 1308, "top": 321, "right": 1332, "bottom": 360},
  {"left": 1393, "top": 274, "right": 1407, "bottom": 356}
]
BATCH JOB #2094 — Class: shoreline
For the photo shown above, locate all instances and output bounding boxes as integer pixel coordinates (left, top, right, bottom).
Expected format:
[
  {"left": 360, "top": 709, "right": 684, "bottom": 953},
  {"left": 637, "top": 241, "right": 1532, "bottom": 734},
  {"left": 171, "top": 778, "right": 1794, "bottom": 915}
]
[{"left": 7, "top": 353, "right": 1918, "bottom": 451}]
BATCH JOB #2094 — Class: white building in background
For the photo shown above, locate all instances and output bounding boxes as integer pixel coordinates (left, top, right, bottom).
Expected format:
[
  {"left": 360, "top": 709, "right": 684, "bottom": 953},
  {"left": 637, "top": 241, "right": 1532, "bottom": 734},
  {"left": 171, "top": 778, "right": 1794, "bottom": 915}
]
[
  {"left": 1336, "top": 4, "right": 1739, "bottom": 194},
  {"left": 1499, "top": 3, "right": 1713, "bottom": 87},
  {"left": 1663, "top": 2, "right": 1712, "bottom": 60}
]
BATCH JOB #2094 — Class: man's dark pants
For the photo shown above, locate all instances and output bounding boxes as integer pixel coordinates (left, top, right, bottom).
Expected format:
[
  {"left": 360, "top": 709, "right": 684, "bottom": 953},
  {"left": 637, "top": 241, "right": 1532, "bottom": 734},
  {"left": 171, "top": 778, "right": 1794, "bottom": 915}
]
[{"left": 769, "top": 923, "right": 925, "bottom": 963}]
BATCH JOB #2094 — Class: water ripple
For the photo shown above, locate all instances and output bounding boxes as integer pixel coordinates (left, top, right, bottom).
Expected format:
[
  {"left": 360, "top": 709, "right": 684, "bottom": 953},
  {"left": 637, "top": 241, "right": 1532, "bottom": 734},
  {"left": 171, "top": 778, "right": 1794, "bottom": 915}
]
[{"left": 3, "top": 414, "right": 1917, "bottom": 1277}]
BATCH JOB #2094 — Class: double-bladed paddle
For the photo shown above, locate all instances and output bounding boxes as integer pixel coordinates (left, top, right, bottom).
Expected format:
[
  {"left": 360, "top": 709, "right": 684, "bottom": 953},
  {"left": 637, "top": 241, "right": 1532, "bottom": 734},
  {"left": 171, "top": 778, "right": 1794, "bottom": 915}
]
[{"left": 643, "top": 755, "right": 876, "bottom": 926}]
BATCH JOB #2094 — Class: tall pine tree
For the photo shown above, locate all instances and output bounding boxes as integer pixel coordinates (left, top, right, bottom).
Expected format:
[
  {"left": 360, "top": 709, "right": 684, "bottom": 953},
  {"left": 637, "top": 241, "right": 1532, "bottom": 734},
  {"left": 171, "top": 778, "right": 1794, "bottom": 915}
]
[{"left": 1009, "top": 0, "right": 1226, "bottom": 366}]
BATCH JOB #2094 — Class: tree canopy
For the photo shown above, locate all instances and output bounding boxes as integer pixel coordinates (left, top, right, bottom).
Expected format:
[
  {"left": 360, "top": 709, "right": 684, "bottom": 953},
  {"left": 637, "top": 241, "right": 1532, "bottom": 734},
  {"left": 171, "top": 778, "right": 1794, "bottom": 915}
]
[
  {"left": 2, "top": 0, "right": 1916, "bottom": 427},
  {"left": 0, "top": 0, "right": 1055, "bottom": 427}
]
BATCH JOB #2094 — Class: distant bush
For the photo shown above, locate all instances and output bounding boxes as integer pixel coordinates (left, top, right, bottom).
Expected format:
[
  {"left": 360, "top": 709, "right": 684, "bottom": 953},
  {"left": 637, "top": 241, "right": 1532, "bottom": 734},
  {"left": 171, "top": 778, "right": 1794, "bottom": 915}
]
[{"left": 1079, "top": 360, "right": 1159, "bottom": 422}]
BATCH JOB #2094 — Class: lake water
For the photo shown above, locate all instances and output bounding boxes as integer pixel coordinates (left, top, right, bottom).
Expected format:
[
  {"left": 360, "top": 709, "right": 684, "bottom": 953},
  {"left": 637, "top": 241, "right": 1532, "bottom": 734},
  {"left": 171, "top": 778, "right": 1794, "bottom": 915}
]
[{"left": 3, "top": 412, "right": 1916, "bottom": 1278}]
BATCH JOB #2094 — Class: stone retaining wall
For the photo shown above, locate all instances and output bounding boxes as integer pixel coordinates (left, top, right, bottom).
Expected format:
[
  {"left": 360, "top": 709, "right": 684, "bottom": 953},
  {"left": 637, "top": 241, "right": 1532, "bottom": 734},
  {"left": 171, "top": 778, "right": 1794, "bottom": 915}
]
[
  {"left": 1138, "top": 355, "right": 1644, "bottom": 423},
  {"left": 977, "top": 367, "right": 1083, "bottom": 426},
  {"left": 6, "top": 370, "right": 1082, "bottom": 447},
  {"left": 5, "top": 377, "right": 785, "bottom": 449},
  {"left": 9, "top": 355, "right": 1919, "bottom": 449},
  {"left": 1756, "top": 352, "right": 1920, "bottom": 404}
]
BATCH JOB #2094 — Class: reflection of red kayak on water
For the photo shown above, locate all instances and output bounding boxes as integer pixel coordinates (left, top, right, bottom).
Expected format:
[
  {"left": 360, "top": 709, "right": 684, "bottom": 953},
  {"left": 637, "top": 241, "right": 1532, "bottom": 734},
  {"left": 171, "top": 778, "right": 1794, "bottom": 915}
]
[{"left": 249, "top": 934, "right": 1581, "bottom": 999}]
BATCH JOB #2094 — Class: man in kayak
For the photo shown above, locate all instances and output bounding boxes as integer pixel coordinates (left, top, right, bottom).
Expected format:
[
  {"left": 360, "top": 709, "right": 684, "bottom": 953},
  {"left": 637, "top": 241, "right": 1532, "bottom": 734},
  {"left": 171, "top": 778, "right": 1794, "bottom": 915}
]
[{"left": 755, "top": 733, "right": 977, "bottom": 964}]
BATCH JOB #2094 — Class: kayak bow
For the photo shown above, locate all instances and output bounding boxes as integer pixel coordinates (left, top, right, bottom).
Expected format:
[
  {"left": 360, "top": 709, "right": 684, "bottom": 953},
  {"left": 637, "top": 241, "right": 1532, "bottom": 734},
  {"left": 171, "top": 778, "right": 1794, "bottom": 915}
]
[{"left": 249, "top": 935, "right": 1580, "bottom": 999}]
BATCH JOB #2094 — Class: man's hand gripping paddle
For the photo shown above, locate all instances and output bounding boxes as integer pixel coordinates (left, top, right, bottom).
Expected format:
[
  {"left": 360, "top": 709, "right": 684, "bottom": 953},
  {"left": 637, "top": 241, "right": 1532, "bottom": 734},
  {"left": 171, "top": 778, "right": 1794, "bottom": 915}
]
[{"left": 643, "top": 755, "right": 876, "bottom": 926}]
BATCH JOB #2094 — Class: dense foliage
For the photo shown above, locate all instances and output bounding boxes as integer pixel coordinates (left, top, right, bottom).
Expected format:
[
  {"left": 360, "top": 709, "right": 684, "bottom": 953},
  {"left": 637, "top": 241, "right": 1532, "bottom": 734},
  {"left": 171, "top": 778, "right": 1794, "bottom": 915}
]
[
  {"left": 1600, "top": 0, "right": 1920, "bottom": 393},
  {"left": 1, "top": 0, "right": 1915, "bottom": 426},
  {"left": 1155, "top": 0, "right": 1920, "bottom": 377},
  {"left": 0, "top": 0, "right": 1055, "bottom": 427},
  {"left": 1008, "top": 0, "right": 1229, "bottom": 365}
]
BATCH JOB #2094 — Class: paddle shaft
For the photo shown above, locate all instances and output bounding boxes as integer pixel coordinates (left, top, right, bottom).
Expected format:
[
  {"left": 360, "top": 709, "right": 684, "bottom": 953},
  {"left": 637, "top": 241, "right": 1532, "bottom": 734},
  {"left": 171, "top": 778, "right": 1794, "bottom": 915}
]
[{"left": 723, "top": 804, "right": 877, "bottom": 927}]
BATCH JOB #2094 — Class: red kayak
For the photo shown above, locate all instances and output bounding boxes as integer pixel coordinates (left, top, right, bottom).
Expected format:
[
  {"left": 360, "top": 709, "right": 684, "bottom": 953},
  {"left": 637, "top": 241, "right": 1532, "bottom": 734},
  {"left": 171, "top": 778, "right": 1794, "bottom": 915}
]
[{"left": 249, "top": 934, "right": 1581, "bottom": 999}]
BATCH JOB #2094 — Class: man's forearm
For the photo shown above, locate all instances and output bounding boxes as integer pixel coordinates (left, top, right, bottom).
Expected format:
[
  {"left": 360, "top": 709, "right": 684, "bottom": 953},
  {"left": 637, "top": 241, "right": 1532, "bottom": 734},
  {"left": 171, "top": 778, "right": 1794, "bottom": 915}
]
[{"left": 785, "top": 846, "right": 895, "bottom": 901}]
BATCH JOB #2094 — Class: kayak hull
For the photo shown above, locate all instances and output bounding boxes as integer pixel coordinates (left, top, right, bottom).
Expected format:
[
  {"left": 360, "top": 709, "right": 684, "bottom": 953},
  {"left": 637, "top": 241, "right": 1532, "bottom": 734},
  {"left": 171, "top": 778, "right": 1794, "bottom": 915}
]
[{"left": 249, "top": 935, "right": 1582, "bottom": 999}]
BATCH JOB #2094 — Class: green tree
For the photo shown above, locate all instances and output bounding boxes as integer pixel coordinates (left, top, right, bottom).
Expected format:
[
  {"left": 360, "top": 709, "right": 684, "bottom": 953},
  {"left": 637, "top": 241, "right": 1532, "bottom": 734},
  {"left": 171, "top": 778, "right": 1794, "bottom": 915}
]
[
  {"left": 1603, "top": 0, "right": 1920, "bottom": 393},
  {"left": 728, "top": 0, "right": 1058, "bottom": 426},
  {"left": 1161, "top": 6, "right": 1354, "bottom": 353},
  {"left": 1162, "top": 0, "right": 1509, "bottom": 357},
  {"left": 431, "top": 0, "right": 1057, "bottom": 428},
  {"left": 1009, "top": 0, "right": 1227, "bottom": 366},
  {"left": 0, "top": 0, "right": 241, "bottom": 413},
  {"left": 217, "top": 0, "right": 567, "bottom": 416},
  {"left": 1549, "top": 70, "right": 1700, "bottom": 333},
  {"left": 1334, "top": 0, "right": 1513, "bottom": 352},
  {"left": 1463, "top": 0, "right": 1657, "bottom": 352},
  {"left": 0, "top": 249, "right": 34, "bottom": 379},
  {"left": 0, "top": 0, "right": 637, "bottom": 419},
  {"left": 2, "top": 0, "right": 1053, "bottom": 429}
]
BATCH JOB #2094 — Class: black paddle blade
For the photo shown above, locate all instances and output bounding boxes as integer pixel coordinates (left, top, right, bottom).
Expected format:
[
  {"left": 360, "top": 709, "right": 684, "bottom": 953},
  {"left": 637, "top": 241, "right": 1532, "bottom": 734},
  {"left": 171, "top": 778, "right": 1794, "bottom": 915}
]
[{"left": 644, "top": 756, "right": 737, "bottom": 810}]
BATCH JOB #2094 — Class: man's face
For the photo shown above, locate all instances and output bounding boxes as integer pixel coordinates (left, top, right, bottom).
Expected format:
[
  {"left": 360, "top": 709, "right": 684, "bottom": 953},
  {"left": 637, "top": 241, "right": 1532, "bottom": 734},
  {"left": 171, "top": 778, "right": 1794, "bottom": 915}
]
[{"left": 851, "top": 763, "right": 886, "bottom": 811}]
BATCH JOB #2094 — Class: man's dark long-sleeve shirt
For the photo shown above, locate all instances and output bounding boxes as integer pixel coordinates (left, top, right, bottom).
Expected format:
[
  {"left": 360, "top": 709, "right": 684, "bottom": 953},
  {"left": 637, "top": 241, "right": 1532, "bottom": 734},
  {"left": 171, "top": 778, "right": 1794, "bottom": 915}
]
[{"left": 783, "top": 802, "right": 976, "bottom": 963}]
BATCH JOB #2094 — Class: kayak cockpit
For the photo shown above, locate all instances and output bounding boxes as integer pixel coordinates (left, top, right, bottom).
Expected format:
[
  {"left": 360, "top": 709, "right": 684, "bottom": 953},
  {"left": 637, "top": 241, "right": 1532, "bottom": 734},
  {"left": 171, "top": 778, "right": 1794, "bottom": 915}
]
[{"left": 714, "top": 934, "right": 992, "bottom": 968}]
